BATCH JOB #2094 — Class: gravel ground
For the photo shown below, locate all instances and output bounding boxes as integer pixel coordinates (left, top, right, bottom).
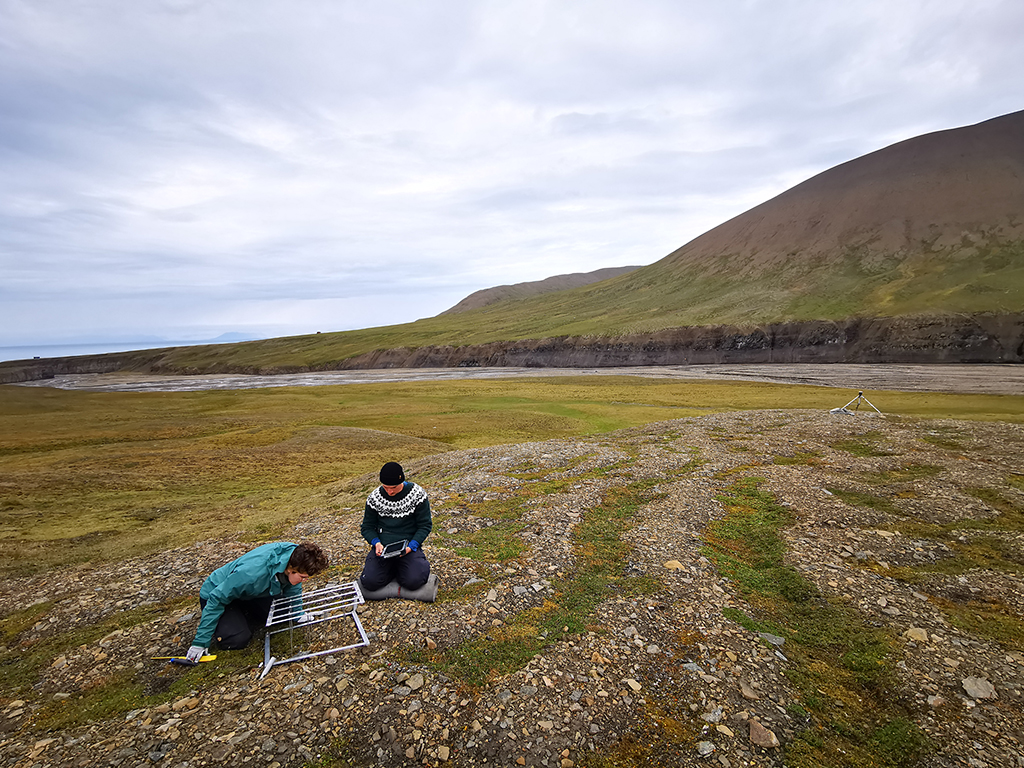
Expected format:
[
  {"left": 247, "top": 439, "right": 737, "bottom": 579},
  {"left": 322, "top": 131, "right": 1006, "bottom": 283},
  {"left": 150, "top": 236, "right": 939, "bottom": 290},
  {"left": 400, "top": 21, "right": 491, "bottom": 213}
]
[{"left": 1, "top": 410, "right": 1022, "bottom": 768}]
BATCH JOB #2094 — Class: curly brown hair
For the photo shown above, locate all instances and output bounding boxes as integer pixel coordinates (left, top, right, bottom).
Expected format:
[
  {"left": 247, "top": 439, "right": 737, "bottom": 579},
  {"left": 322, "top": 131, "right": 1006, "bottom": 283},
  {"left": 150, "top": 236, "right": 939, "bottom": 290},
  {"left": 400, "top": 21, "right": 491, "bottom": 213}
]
[{"left": 287, "top": 542, "right": 329, "bottom": 575}]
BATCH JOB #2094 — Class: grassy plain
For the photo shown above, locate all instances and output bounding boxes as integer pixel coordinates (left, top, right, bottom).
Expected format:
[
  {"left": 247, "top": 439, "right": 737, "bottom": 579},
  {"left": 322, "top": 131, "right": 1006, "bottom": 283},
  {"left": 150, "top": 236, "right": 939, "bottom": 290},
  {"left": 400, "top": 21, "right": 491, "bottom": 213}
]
[{"left": 1, "top": 375, "right": 1023, "bottom": 577}]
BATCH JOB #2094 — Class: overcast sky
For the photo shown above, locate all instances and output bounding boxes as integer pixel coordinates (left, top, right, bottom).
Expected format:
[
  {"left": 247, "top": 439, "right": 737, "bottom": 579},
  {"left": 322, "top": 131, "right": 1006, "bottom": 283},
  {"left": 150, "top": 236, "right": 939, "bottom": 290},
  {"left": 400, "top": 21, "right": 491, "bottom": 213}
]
[{"left": 1, "top": 0, "right": 1021, "bottom": 347}]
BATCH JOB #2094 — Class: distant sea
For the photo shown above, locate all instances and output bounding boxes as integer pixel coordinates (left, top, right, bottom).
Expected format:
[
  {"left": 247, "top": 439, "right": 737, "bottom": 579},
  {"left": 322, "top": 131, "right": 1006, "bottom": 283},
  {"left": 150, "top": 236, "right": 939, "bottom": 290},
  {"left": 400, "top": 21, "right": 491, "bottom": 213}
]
[{"left": 0, "top": 340, "right": 219, "bottom": 364}]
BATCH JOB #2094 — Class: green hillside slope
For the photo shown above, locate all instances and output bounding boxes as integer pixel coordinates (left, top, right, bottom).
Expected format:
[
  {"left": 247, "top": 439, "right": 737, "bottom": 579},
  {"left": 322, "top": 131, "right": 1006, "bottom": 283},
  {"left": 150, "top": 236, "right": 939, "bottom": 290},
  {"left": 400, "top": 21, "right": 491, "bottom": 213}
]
[{"left": 5, "top": 111, "right": 1022, "bottom": 374}]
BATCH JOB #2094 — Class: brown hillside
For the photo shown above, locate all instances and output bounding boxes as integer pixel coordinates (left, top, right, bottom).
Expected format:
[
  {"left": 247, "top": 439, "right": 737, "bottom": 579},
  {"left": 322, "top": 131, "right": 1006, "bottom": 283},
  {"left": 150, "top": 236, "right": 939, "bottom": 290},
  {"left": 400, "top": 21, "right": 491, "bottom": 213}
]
[
  {"left": 661, "top": 109, "right": 1024, "bottom": 273},
  {"left": 439, "top": 265, "right": 641, "bottom": 314}
]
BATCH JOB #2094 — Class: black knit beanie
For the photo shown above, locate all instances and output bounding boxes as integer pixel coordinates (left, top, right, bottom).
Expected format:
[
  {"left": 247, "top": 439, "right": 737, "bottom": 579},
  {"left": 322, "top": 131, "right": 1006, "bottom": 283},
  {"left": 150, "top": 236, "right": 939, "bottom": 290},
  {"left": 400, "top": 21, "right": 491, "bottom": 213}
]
[{"left": 379, "top": 462, "right": 405, "bottom": 485}]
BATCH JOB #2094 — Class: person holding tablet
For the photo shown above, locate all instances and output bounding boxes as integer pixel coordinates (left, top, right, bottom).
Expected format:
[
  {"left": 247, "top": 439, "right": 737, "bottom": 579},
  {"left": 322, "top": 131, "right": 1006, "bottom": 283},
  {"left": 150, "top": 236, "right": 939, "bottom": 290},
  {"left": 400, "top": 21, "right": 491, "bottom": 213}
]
[{"left": 359, "top": 461, "right": 433, "bottom": 592}]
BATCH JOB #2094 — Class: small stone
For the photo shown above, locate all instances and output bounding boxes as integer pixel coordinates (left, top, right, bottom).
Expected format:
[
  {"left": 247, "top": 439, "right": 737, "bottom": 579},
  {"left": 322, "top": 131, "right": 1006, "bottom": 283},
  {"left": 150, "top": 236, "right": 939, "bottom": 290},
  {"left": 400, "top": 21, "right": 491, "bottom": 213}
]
[
  {"left": 172, "top": 696, "right": 199, "bottom": 711},
  {"left": 739, "top": 680, "right": 759, "bottom": 700},
  {"left": 664, "top": 560, "right": 685, "bottom": 570},
  {"left": 623, "top": 678, "right": 642, "bottom": 692},
  {"left": 927, "top": 695, "right": 946, "bottom": 708},
  {"left": 438, "top": 745, "right": 450, "bottom": 761},
  {"left": 962, "top": 676, "right": 997, "bottom": 700},
  {"left": 697, "top": 741, "right": 716, "bottom": 756},
  {"left": 702, "top": 707, "right": 724, "bottom": 723},
  {"left": 716, "top": 725, "right": 734, "bottom": 737},
  {"left": 758, "top": 632, "right": 785, "bottom": 646},
  {"left": 904, "top": 627, "right": 929, "bottom": 643},
  {"left": 407, "top": 673, "right": 425, "bottom": 691},
  {"left": 426, "top": 638, "right": 437, "bottom": 650},
  {"left": 749, "top": 720, "right": 779, "bottom": 748}
]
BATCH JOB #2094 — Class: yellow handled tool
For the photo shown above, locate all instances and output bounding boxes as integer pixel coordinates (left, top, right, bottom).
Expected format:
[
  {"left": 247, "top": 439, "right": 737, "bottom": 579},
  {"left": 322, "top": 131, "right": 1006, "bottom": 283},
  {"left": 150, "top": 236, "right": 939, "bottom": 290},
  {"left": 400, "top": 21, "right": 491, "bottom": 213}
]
[{"left": 151, "top": 655, "right": 217, "bottom": 662}]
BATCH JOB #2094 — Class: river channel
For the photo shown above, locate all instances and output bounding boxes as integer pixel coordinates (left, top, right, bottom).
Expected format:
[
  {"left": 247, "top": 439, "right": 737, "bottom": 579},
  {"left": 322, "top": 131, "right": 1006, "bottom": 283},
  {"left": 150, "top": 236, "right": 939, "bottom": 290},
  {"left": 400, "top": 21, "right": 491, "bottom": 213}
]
[{"left": 14, "top": 363, "right": 1024, "bottom": 395}]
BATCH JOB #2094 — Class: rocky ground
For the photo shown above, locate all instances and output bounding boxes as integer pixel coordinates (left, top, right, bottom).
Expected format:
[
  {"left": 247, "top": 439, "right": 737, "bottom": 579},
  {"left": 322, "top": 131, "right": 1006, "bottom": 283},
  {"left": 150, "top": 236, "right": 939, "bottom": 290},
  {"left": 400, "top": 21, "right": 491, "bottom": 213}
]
[{"left": 1, "top": 410, "right": 1023, "bottom": 768}]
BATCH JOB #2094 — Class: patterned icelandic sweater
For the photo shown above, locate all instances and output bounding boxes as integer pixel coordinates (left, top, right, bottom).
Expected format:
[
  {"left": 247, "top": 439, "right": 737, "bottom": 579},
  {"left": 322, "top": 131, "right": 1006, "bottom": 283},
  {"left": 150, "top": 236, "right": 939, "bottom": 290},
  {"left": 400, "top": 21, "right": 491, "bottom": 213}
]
[{"left": 360, "top": 482, "right": 432, "bottom": 549}]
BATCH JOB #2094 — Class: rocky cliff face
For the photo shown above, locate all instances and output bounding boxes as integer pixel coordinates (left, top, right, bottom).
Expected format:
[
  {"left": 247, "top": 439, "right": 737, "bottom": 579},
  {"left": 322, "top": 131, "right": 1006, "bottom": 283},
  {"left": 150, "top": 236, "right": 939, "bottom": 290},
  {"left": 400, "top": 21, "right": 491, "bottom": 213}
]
[
  {"left": 3, "top": 313, "right": 1019, "bottom": 383},
  {"left": 332, "top": 313, "right": 1024, "bottom": 370}
]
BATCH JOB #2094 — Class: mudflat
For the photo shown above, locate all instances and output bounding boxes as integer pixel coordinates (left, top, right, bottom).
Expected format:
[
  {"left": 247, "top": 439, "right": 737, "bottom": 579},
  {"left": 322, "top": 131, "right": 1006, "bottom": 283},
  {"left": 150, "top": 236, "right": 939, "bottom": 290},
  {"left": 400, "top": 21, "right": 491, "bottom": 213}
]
[{"left": 15, "top": 363, "right": 1024, "bottom": 395}]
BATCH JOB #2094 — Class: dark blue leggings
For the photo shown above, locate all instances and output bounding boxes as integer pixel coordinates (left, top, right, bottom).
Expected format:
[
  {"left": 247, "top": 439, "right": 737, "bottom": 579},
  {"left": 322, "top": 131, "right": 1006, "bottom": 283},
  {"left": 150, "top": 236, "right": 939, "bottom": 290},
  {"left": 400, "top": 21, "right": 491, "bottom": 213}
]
[
  {"left": 360, "top": 548, "right": 430, "bottom": 591},
  {"left": 198, "top": 595, "right": 273, "bottom": 650}
]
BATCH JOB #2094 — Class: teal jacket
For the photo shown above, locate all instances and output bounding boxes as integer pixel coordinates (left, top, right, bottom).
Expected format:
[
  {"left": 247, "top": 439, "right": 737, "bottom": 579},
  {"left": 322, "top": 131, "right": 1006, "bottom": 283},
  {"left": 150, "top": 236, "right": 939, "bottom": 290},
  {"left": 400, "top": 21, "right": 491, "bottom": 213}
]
[{"left": 193, "top": 542, "right": 300, "bottom": 647}]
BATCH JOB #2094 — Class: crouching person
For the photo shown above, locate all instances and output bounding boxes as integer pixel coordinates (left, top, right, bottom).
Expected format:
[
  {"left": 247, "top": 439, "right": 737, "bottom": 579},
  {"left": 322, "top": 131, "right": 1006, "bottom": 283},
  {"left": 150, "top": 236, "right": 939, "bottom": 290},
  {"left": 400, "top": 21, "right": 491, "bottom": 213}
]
[
  {"left": 360, "top": 462, "right": 432, "bottom": 592},
  {"left": 185, "top": 541, "right": 328, "bottom": 663}
]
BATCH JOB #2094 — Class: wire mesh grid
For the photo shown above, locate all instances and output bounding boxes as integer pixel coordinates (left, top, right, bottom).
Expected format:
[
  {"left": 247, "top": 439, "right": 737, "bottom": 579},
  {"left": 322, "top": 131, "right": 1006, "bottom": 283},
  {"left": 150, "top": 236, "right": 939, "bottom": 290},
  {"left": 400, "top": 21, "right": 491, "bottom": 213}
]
[{"left": 261, "top": 580, "right": 369, "bottom": 679}]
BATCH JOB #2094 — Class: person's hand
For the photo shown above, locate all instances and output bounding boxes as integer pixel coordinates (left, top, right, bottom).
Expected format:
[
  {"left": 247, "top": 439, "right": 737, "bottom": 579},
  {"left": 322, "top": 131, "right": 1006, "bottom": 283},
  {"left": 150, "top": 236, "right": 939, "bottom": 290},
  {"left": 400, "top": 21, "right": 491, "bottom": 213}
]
[
  {"left": 296, "top": 612, "right": 317, "bottom": 625},
  {"left": 186, "top": 645, "right": 207, "bottom": 663},
  {"left": 374, "top": 541, "right": 383, "bottom": 556}
]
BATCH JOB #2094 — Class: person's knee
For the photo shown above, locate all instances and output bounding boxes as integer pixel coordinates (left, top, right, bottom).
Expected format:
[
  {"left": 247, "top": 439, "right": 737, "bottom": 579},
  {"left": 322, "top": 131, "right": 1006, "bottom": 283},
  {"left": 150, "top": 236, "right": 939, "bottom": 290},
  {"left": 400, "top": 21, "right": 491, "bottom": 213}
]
[
  {"left": 360, "top": 571, "right": 392, "bottom": 591},
  {"left": 398, "top": 554, "right": 430, "bottom": 590},
  {"left": 398, "top": 572, "right": 429, "bottom": 590},
  {"left": 215, "top": 626, "right": 253, "bottom": 650}
]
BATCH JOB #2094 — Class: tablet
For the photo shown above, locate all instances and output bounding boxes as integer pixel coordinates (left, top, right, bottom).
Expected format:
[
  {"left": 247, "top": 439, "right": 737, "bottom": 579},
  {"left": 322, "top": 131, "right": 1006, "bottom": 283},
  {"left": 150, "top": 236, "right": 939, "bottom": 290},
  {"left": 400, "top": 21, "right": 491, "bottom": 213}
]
[{"left": 381, "top": 539, "right": 408, "bottom": 558}]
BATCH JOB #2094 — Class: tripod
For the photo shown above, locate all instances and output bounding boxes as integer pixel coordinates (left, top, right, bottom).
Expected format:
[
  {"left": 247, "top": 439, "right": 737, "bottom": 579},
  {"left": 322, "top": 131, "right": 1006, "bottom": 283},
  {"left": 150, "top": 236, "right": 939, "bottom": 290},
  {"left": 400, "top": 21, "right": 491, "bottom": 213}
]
[{"left": 830, "top": 391, "right": 883, "bottom": 416}]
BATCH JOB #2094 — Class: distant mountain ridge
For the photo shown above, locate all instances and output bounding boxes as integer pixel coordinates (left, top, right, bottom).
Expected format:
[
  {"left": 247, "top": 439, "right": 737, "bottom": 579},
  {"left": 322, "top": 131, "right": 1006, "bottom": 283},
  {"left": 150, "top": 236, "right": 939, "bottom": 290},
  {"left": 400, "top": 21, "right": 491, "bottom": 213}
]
[
  {"left": 440, "top": 266, "right": 642, "bottom": 314},
  {"left": 668, "top": 109, "right": 1024, "bottom": 271},
  {"left": 3, "top": 110, "right": 1023, "bottom": 379},
  {"left": 438, "top": 110, "right": 1024, "bottom": 333}
]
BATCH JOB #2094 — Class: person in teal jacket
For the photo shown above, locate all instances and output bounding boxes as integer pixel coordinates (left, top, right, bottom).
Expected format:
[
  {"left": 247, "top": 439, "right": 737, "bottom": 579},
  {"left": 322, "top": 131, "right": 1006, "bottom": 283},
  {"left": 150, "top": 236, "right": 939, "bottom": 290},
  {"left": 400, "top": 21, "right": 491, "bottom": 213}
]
[{"left": 185, "top": 541, "right": 328, "bottom": 662}]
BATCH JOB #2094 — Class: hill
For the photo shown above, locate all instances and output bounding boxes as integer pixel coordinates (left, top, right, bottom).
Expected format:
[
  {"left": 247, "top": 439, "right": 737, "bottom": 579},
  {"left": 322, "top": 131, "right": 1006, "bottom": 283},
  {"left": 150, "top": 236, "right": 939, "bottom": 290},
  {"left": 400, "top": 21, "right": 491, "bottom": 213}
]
[
  {"left": 439, "top": 266, "right": 642, "bottom": 314},
  {"left": 2, "top": 110, "right": 1022, "bottom": 378},
  {"left": 2, "top": 411, "right": 1022, "bottom": 767}
]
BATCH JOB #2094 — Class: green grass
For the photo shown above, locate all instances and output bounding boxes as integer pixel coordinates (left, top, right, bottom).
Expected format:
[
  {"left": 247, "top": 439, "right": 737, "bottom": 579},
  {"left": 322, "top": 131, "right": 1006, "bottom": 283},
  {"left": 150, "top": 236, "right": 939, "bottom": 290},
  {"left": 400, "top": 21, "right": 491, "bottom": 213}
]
[
  {"left": 411, "top": 464, "right": 679, "bottom": 687},
  {"left": 857, "top": 464, "right": 943, "bottom": 485},
  {"left": 703, "top": 477, "right": 930, "bottom": 768},
  {"left": 826, "top": 488, "right": 901, "bottom": 516},
  {"left": 831, "top": 432, "right": 896, "bottom": 457},
  {"left": 774, "top": 450, "right": 821, "bottom": 465},
  {"left": 5, "top": 234, "right": 1020, "bottom": 375},
  {"left": 5, "top": 377, "right": 1019, "bottom": 578},
  {"left": 0, "top": 593, "right": 268, "bottom": 734},
  {"left": 454, "top": 521, "right": 527, "bottom": 562},
  {"left": 30, "top": 640, "right": 267, "bottom": 731}
]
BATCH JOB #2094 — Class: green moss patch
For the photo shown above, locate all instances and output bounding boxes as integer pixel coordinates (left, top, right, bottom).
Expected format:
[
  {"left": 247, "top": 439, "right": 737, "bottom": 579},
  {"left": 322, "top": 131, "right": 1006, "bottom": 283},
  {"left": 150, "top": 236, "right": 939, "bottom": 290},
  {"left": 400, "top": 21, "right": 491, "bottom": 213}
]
[
  {"left": 831, "top": 433, "right": 896, "bottom": 457},
  {"left": 703, "top": 477, "right": 929, "bottom": 768},
  {"left": 826, "top": 487, "right": 901, "bottom": 516}
]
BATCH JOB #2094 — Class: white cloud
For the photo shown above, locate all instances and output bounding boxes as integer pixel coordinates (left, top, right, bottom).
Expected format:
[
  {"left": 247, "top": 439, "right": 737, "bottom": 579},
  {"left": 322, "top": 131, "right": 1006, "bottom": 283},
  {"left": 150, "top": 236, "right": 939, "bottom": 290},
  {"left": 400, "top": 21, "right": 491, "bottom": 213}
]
[{"left": 0, "top": 0, "right": 1021, "bottom": 346}]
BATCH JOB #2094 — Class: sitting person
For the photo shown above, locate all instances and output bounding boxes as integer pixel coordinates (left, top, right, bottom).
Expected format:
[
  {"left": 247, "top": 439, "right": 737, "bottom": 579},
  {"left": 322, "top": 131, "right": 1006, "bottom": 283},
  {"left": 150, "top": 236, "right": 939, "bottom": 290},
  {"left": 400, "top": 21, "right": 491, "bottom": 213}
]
[
  {"left": 360, "top": 462, "right": 432, "bottom": 593},
  {"left": 185, "top": 541, "right": 328, "bottom": 663}
]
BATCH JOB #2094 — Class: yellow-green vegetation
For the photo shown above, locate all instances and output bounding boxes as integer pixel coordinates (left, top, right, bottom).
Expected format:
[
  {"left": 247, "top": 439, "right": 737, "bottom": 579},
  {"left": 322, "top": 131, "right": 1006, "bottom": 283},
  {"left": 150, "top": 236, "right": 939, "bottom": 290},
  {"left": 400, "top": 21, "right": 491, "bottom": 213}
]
[
  {"left": 830, "top": 432, "right": 896, "bottom": 457},
  {"left": 870, "top": 478, "right": 1024, "bottom": 651},
  {"left": 704, "top": 478, "right": 930, "bottom": 768},
  {"left": 826, "top": 487, "right": 901, "bottom": 516},
  {"left": 411, "top": 467, "right": 677, "bottom": 687},
  {"left": 31, "top": 640, "right": 268, "bottom": 731},
  {"left": 2, "top": 378, "right": 1022, "bottom": 578},
  {"left": 857, "top": 464, "right": 943, "bottom": 485},
  {"left": 0, "top": 593, "right": 268, "bottom": 729},
  {"left": 9, "top": 236, "right": 1019, "bottom": 373},
  {"left": 773, "top": 450, "right": 821, "bottom": 465}
]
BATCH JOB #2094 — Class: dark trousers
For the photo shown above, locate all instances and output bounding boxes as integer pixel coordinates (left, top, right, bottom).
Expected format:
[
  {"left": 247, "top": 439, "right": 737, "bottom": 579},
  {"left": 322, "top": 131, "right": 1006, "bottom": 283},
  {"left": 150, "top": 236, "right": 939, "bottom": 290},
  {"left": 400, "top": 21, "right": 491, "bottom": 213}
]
[
  {"left": 199, "top": 595, "right": 273, "bottom": 650},
  {"left": 360, "top": 548, "right": 430, "bottom": 591}
]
